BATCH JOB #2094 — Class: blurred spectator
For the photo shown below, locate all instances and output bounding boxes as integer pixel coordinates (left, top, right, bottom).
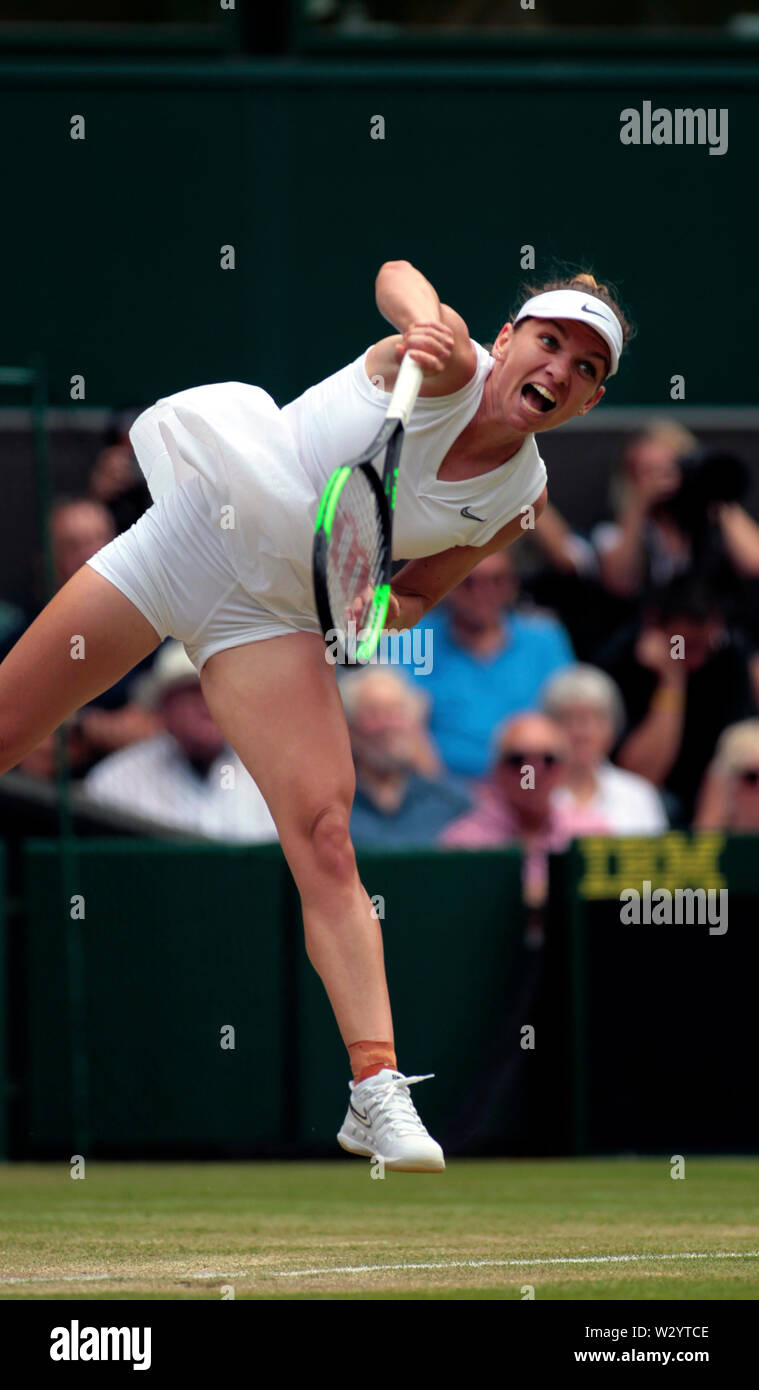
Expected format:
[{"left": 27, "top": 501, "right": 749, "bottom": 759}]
[
  {"left": 542, "top": 664, "right": 668, "bottom": 833},
  {"left": 602, "top": 576, "right": 756, "bottom": 825},
  {"left": 593, "top": 428, "right": 759, "bottom": 619},
  {"left": 519, "top": 426, "right": 696, "bottom": 667},
  {"left": 409, "top": 550, "right": 574, "bottom": 780},
  {"left": 50, "top": 495, "right": 116, "bottom": 588},
  {"left": 530, "top": 500, "right": 599, "bottom": 578},
  {"left": 81, "top": 642, "right": 277, "bottom": 842},
  {"left": 440, "top": 712, "right": 608, "bottom": 909},
  {"left": 342, "top": 668, "right": 470, "bottom": 846},
  {"left": 593, "top": 421, "right": 698, "bottom": 598},
  {"left": 88, "top": 410, "right": 152, "bottom": 536},
  {"left": 521, "top": 502, "right": 637, "bottom": 664},
  {"left": 694, "top": 720, "right": 759, "bottom": 832},
  {"left": 2, "top": 495, "right": 159, "bottom": 780},
  {"left": 525, "top": 431, "right": 759, "bottom": 667}
]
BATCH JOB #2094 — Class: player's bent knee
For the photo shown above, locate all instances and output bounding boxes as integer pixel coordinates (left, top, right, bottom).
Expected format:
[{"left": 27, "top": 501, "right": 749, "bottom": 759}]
[{"left": 307, "top": 802, "right": 357, "bottom": 886}]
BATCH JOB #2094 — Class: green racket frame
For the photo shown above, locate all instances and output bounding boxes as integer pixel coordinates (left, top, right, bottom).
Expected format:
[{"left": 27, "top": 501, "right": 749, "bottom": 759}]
[{"left": 312, "top": 354, "right": 423, "bottom": 664}]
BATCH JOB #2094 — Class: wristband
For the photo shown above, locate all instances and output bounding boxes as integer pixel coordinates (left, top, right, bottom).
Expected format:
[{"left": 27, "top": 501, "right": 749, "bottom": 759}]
[{"left": 650, "top": 684, "right": 686, "bottom": 714}]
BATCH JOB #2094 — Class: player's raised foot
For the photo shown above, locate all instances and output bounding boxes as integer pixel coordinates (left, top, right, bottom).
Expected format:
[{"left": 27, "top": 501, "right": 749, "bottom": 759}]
[{"left": 337, "top": 1068, "right": 445, "bottom": 1172}]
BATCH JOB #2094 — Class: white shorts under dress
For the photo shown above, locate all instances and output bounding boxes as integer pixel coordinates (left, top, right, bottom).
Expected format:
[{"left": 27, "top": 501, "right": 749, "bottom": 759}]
[
  {"left": 86, "top": 340, "right": 547, "bottom": 673},
  {"left": 87, "top": 471, "right": 322, "bottom": 673}
]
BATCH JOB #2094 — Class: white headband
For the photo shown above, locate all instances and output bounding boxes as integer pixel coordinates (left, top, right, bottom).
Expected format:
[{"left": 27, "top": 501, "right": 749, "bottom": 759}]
[{"left": 513, "top": 289, "right": 624, "bottom": 377}]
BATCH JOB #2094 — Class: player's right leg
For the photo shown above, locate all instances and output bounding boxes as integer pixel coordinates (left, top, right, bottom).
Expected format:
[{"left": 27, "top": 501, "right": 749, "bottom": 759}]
[
  {"left": 200, "top": 632, "right": 445, "bottom": 1171},
  {"left": 0, "top": 565, "right": 162, "bottom": 775}
]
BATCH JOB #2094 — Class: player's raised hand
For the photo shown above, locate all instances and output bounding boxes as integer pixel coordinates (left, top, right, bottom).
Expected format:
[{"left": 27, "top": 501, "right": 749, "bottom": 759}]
[{"left": 396, "top": 321, "right": 455, "bottom": 377}]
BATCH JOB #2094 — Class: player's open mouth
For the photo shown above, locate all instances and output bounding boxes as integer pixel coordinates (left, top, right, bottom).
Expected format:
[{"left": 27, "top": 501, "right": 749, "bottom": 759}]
[{"left": 521, "top": 383, "right": 557, "bottom": 416}]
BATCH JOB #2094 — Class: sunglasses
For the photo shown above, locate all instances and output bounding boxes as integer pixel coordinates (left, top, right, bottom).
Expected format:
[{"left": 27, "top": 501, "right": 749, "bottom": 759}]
[
  {"left": 737, "top": 768, "right": 759, "bottom": 787},
  {"left": 499, "top": 750, "right": 562, "bottom": 769}
]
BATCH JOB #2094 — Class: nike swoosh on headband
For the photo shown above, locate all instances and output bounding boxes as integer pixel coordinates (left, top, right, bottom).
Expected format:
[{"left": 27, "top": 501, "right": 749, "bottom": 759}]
[{"left": 513, "top": 288, "right": 623, "bottom": 376}]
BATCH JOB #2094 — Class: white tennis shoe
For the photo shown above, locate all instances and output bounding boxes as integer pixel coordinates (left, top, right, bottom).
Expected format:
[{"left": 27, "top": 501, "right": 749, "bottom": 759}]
[{"left": 337, "top": 1068, "right": 445, "bottom": 1172}]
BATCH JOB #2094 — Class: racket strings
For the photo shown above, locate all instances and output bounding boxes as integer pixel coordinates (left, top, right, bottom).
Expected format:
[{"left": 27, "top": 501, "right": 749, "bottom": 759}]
[{"left": 326, "top": 468, "right": 387, "bottom": 639}]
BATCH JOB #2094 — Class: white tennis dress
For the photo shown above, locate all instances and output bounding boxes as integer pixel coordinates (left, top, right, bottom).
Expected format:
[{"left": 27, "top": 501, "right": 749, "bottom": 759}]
[{"left": 87, "top": 341, "right": 546, "bottom": 671}]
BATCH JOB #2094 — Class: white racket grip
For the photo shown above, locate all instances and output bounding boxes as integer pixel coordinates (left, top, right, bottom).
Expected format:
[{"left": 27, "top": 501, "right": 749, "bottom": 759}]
[{"left": 386, "top": 353, "right": 424, "bottom": 427}]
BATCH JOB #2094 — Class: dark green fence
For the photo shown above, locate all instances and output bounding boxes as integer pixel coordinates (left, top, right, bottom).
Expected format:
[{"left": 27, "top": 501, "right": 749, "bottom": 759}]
[
  {"left": 0, "top": 60, "right": 752, "bottom": 409},
  {"left": 295, "top": 848, "right": 530, "bottom": 1148},
  {"left": 4, "top": 832, "right": 757, "bottom": 1161},
  {"left": 21, "top": 841, "right": 290, "bottom": 1156},
  {"left": 17, "top": 839, "right": 533, "bottom": 1158}
]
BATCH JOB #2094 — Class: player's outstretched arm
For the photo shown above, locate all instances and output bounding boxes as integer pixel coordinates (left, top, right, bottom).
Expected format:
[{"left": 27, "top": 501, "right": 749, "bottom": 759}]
[
  {"left": 367, "top": 261, "right": 477, "bottom": 397},
  {"left": 386, "top": 486, "right": 548, "bottom": 631},
  {"left": 375, "top": 259, "right": 442, "bottom": 332}
]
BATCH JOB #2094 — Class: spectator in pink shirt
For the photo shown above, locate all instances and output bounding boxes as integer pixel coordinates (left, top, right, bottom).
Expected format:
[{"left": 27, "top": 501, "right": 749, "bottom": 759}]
[{"left": 440, "top": 711, "right": 608, "bottom": 910}]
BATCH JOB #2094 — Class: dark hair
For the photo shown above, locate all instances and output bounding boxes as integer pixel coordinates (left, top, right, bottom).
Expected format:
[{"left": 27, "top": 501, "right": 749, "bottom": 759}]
[
  {"left": 498, "top": 269, "right": 636, "bottom": 380},
  {"left": 649, "top": 575, "right": 723, "bottom": 626}
]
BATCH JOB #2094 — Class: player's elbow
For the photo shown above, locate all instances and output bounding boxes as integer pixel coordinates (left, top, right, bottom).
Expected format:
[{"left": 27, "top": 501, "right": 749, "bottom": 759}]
[{"left": 377, "top": 259, "right": 413, "bottom": 281}]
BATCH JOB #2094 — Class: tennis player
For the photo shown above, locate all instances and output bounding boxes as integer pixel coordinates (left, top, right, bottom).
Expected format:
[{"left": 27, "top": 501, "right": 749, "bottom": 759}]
[{"left": 0, "top": 261, "right": 631, "bottom": 1171}]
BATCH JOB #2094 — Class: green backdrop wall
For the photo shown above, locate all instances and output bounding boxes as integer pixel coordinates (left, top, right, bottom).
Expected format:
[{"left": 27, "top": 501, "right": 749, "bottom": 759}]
[
  {"left": 18, "top": 839, "right": 535, "bottom": 1159},
  {"left": 7, "top": 833, "right": 758, "bottom": 1161},
  {"left": 0, "top": 59, "right": 752, "bottom": 409}
]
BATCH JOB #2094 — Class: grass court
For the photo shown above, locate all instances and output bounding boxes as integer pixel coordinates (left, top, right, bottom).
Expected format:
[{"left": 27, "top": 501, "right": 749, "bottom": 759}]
[{"left": 1, "top": 1157, "right": 757, "bottom": 1301}]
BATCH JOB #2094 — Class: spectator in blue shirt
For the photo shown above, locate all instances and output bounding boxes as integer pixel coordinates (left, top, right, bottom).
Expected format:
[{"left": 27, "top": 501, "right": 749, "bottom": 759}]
[
  {"left": 341, "top": 668, "right": 471, "bottom": 847},
  {"left": 406, "top": 549, "right": 574, "bottom": 780}
]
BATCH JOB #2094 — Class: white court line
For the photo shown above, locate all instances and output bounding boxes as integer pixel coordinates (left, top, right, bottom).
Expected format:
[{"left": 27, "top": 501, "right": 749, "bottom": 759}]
[
  {"left": 1, "top": 1251, "right": 757, "bottom": 1286},
  {"left": 0, "top": 1273, "right": 115, "bottom": 1285},
  {"left": 0, "top": 1269, "right": 250, "bottom": 1286},
  {"left": 272, "top": 1251, "right": 759, "bottom": 1278}
]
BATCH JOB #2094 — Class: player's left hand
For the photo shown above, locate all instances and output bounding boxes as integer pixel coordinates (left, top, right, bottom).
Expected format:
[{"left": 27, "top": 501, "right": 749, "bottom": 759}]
[
  {"left": 385, "top": 590, "right": 425, "bottom": 632},
  {"left": 345, "top": 588, "right": 412, "bottom": 633},
  {"left": 385, "top": 591, "right": 401, "bottom": 625},
  {"left": 344, "top": 584, "right": 374, "bottom": 628}
]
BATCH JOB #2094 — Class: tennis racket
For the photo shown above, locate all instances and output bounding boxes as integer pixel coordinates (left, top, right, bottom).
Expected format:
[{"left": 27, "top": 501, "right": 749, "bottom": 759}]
[{"left": 312, "top": 352, "right": 424, "bottom": 664}]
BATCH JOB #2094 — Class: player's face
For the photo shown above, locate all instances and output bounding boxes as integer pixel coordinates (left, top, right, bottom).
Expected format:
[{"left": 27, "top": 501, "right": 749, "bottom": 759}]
[{"left": 490, "top": 317, "right": 607, "bottom": 434}]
